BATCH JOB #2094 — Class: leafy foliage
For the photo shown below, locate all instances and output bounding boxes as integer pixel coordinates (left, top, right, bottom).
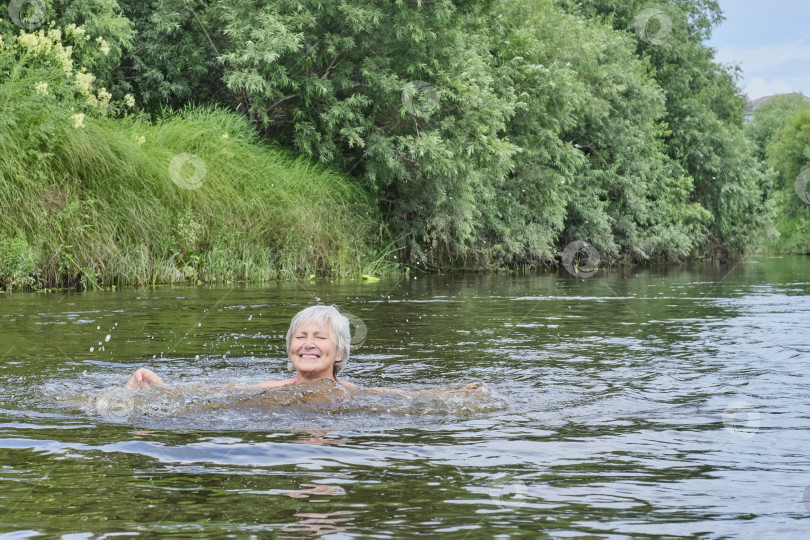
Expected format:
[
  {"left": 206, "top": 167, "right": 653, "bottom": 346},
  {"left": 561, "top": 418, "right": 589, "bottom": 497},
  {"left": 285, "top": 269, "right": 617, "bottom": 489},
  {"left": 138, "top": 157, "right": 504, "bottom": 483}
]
[
  {"left": 112, "top": 0, "right": 227, "bottom": 113},
  {"left": 0, "top": 0, "right": 777, "bottom": 278},
  {"left": 746, "top": 94, "right": 810, "bottom": 161},
  {"left": 0, "top": 234, "right": 40, "bottom": 290},
  {"left": 560, "top": 0, "right": 770, "bottom": 259},
  {"left": 764, "top": 109, "right": 810, "bottom": 253},
  {"left": 488, "top": 0, "right": 709, "bottom": 265},
  {"left": 216, "top": 0, "right": 520, "bottom": 266}
]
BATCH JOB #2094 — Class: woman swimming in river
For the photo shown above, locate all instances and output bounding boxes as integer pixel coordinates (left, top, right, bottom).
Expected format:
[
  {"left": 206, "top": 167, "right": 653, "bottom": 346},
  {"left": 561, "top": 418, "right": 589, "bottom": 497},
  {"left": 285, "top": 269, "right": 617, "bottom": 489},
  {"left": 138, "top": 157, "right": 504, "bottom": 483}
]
[
  {"left": 115, "top": 304, "right": 501, "bottom": 417},
  {"left": 125, "top": 304, "right": 360, "bottom": 390}
]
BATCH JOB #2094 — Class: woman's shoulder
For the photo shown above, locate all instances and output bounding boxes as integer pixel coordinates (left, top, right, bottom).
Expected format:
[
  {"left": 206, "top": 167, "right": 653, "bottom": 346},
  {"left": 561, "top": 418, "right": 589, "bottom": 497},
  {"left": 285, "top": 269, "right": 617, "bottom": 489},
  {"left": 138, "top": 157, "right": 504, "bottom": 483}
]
[
  {"left": 253, "top": 378, "right": 297, "bottom": 388},
  {"left": 254, "top": 378, "right": 358, "bottom": 389}
]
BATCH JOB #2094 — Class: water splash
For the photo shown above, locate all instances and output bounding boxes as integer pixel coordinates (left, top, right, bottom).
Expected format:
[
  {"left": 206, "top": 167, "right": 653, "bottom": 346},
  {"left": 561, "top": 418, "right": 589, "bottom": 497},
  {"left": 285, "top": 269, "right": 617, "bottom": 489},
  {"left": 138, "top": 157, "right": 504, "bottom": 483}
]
[{"left": 47, "top": 379, "right": 507, "bottom": 427}]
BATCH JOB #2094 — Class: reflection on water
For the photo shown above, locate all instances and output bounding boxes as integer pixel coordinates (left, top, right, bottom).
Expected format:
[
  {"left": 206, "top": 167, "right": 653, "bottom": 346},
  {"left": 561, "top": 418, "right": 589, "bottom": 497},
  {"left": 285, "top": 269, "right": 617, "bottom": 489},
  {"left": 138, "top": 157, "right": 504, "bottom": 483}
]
[
  {"left": 1, "top": 256, "right": 809, "bottom": 536},
  {"left": 284, "top": 511, "right": 354, "bottom": 536}
]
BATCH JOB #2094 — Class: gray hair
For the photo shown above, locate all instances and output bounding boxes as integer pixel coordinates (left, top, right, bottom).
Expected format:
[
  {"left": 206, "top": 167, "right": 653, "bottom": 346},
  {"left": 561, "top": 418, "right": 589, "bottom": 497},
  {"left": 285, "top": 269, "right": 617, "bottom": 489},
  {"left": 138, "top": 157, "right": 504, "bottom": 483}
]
[{"left": 285, "top": 304, "right": 351, "bottom": 377}]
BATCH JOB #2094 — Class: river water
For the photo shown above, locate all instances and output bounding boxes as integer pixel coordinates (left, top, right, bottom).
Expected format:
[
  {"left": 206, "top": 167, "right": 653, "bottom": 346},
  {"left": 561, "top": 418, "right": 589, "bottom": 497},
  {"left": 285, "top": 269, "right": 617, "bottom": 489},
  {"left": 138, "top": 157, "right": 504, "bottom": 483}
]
[{"left": 1, "top": 256, "right": 808, "bottom": 537}]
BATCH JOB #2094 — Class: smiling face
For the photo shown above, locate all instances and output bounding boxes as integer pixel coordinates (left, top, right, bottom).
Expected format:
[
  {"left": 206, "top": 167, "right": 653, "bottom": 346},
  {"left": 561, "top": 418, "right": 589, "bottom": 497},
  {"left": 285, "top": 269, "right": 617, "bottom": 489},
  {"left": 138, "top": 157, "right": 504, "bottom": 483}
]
[{"left": 288, "top": 320, "right": 342, "bottom": 381}]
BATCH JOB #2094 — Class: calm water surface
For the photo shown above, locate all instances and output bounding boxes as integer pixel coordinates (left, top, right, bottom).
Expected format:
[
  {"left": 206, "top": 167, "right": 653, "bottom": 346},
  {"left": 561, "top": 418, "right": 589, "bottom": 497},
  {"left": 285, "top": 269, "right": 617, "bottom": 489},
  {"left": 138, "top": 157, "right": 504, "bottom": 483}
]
[{"left": 1, "top": 256, "right": 809, "bottom": 537}]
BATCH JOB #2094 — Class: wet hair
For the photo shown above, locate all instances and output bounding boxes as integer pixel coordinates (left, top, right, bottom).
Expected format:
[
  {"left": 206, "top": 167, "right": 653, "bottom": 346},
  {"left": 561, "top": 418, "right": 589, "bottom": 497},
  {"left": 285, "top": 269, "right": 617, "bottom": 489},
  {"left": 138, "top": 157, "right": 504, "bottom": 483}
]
[{"left": 285, "top": 304, "right": 351, "bottom": 377}]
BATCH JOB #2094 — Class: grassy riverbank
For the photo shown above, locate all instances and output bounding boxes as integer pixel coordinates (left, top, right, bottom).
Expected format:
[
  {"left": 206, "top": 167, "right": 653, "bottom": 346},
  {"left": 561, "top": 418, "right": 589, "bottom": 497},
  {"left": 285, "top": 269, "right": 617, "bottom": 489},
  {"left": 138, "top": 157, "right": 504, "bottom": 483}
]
[{"left": 0, "top": 106, "right": 391, "bottom": 290}]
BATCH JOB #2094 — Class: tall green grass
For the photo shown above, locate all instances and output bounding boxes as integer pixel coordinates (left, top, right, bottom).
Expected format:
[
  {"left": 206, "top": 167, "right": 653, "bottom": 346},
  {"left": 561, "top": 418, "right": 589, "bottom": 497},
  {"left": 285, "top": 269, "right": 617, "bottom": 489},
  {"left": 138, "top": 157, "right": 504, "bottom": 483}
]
[{"left": 0, "top": 105, "right": 392, "bottom": 289}]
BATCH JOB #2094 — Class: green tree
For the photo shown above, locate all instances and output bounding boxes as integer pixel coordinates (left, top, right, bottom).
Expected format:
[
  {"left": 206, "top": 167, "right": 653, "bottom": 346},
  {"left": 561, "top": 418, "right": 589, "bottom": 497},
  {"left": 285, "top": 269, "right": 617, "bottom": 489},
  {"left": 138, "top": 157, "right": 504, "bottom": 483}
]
[
  {"left": 765, "top": 109, "right": 810, "bottom": 252},
  {"left": 112, "top": 0, "right": 228, "bottom": 113},
  {"left": 745, "top": 93, "right": 809, "bottom": 213},
  {"left": 216, "top": 0, "right": 519, "bottom": 266},
  {"left": 1, "top": 0, "right": 135, "bottom": 87},
  {"left": 4, "top": 0, "right": 769, "bottom": 271},
  {"left": 488, "top": 0, "right": 708, "bottom": 265},
  {"left": 746, "top": 93, "right": 810, "bottom": 161},
  {"left": 561, "top": 0, "right": 770, "bottom": 259}
]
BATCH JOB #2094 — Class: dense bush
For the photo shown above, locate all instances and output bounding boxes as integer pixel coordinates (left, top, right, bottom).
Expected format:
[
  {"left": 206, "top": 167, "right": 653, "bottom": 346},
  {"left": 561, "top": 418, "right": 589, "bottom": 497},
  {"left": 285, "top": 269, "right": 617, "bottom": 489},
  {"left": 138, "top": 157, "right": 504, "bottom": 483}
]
[
  {"left": 488, "top": 0, "right": 709, "bottom": 265},
  {"left": 764, "top": 109, "right": 810, "bottom": 253},
  {"left": 561, "top": 0, "right": 770, "bottom": 259},
  {"left": 0, "top": 17, "right": 383, "bottom": 288},
  {"left": 746, "top": 94, "right": 810, "bottom": 161},
  {"left": 0, "top": 235, "right": 40, "bottom": 290},
  {"left": 1, "top": 0, "right": 779, "bottom": 280}
]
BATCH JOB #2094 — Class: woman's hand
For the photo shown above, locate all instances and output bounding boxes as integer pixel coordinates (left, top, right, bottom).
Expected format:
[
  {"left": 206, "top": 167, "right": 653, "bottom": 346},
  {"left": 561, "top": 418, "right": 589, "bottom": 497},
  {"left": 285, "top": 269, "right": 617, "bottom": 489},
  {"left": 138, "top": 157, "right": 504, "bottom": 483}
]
[{"left": 125, "top": 368, "right": 166, "bottom": 389}]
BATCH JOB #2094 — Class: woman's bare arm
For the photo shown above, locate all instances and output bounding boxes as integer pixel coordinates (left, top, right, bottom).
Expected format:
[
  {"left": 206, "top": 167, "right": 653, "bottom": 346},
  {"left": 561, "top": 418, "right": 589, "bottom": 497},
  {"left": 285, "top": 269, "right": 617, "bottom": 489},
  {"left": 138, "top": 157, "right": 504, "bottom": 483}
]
[
  {"left": 124, "top": 368, "right": 299, "bottom": 390},
  {"left": 125, "top": 368, "right": 483, "bottom": 395}
]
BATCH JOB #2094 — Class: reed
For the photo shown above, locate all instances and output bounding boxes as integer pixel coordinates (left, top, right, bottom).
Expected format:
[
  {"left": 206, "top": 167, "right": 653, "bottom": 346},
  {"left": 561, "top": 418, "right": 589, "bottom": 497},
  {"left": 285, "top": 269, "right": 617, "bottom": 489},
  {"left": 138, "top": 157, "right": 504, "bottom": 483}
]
[{"left": 0, "top": 105, "right": 392, "bottom": 289}]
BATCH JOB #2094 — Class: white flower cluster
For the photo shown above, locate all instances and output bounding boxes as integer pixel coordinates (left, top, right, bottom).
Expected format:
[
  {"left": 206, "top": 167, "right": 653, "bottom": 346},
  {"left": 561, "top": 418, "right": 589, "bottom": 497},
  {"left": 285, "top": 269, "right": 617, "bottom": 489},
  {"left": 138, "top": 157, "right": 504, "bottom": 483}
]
[
  {"left": 71, "top": 113, "right": 85, "bottom": 129},
  {"left": 13, "top": 25, "right": 132, "bottom": 127},
  {"left": 65, "top": 24, "right": 87, "bottom": 39},
  {"left": 73, "top": 71, "right": 111, "bottom": 109},
  {"left": 96, "top": 87, "right": 112, "bottom": 108},
  {"left": 74, "top": 70, "right": 94, "bottom": 94},
  {"left": 17, "top": 29, "right": 74, "bottom": 74},
  {"left": 95, "top": 36, "right": 110, "bottom": 56}
]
